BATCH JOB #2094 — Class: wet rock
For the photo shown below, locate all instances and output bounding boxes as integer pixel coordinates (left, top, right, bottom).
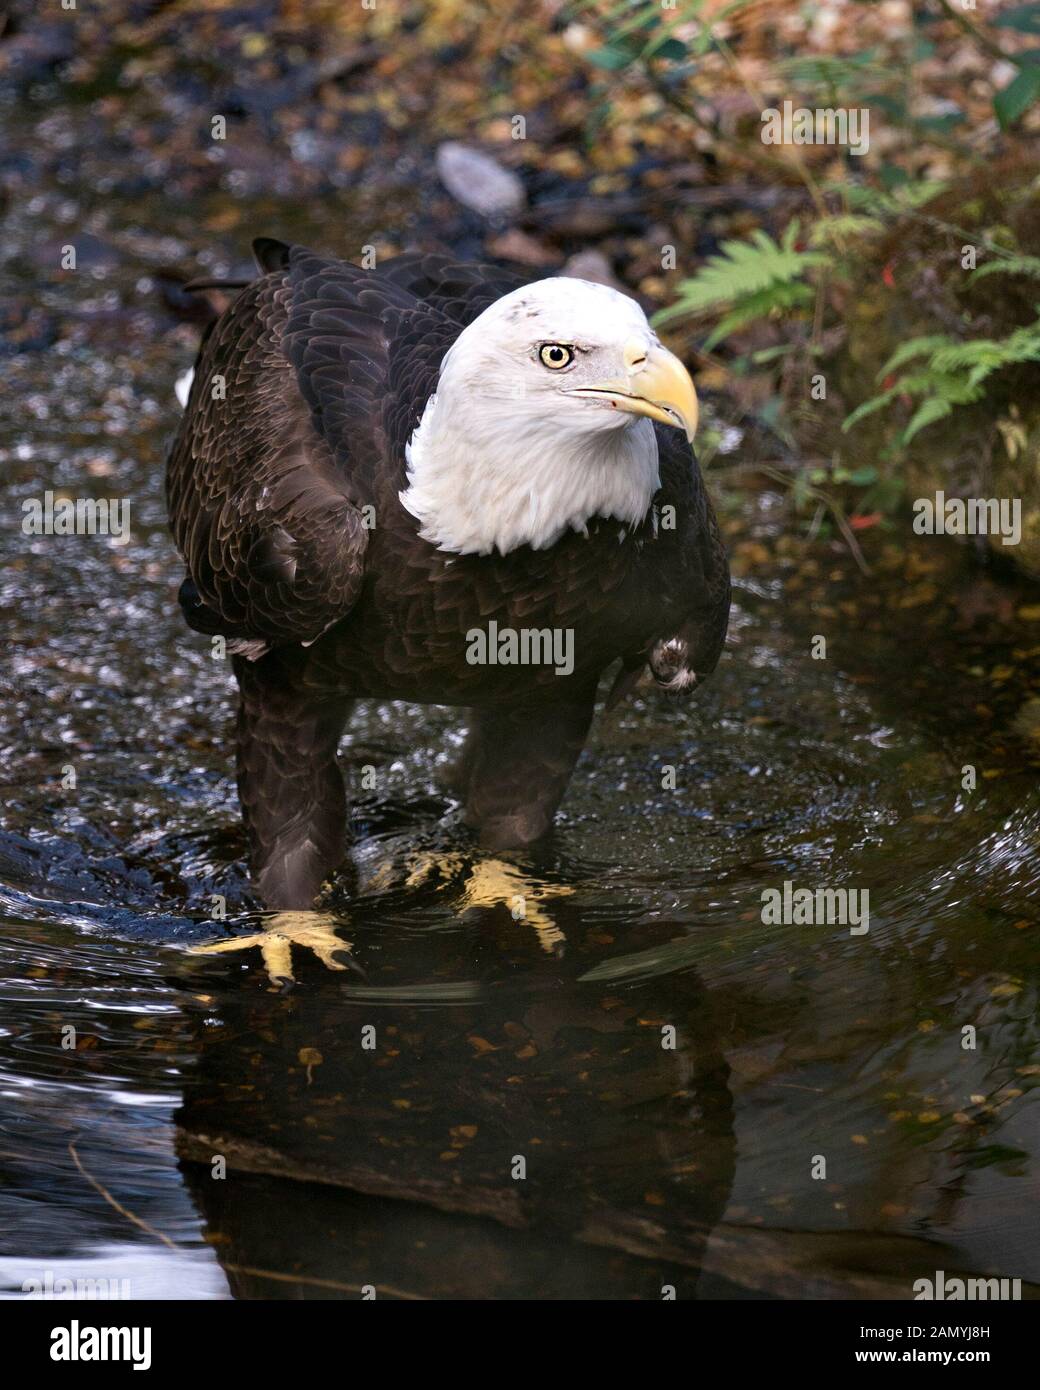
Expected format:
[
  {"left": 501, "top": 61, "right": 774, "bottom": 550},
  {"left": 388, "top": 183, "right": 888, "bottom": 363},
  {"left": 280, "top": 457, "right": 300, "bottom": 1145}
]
[
  {"left": 435, "top": 142, "right": 525, "bottom": 220},
  {"left": 227, "top": 46, "right": 379, "bottom": 119},
  {"left": 525, "top": 194, "right": 644, "bottom": 239},
  {"left": 562, "top": 248, "right": 625, "bottom": 292},
  {"left": 484, "top": 228, "right": 562, "bottom": 268},
  {"left": 0, "top": 299, "right": 60, "bottom": 354},
  {"left": 0, "top": 20, "right": 76, "bottom": 85}
]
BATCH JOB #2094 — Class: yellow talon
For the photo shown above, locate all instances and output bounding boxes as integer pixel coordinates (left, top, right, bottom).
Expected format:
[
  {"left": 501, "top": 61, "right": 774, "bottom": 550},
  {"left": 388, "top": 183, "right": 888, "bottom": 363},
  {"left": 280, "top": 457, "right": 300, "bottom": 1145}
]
[
  {"left": 190, "top": 910, "right": 354, "bottom": 984},
  {"left": 404, "top": 850, "right": 467, "bottom": 889},
  {"left": 457, "top": 859, "right": 573, "bottom": 954},
  {"left": 361, "top": 843, "right": 573, "bottom": 954},
  {"left": 375, "top": 849, "right": 573, "bottom": 955}
]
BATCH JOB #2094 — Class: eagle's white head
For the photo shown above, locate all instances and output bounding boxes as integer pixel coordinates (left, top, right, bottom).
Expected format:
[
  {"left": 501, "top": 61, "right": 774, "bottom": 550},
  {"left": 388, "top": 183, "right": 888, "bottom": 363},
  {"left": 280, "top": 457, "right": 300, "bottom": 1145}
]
[{"left": 400, "top": 277, "right": 698, "bottom": 556}]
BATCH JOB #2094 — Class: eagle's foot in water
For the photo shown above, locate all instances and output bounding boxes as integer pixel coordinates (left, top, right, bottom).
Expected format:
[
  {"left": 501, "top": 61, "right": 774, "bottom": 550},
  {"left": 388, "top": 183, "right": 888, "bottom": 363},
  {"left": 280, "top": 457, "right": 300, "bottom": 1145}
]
[
  {"left": 190, "top": 910, "right": 356, "bottom": 985},
  {"left": 396, "top": 849, "right": 574, "bottom": 956}
]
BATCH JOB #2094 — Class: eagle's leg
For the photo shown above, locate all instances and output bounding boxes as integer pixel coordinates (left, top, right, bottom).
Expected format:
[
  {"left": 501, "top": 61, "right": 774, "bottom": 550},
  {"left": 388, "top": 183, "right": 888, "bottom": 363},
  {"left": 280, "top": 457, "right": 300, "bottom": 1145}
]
[
  {"left": 457, "top": 700, "right": 595, "bottom": 850},
  {"left": 233, "top": 654, "right": 352, "bottom": 910},
  {"left": 437, "top": 735, "right": 477, "bottom": 798}
]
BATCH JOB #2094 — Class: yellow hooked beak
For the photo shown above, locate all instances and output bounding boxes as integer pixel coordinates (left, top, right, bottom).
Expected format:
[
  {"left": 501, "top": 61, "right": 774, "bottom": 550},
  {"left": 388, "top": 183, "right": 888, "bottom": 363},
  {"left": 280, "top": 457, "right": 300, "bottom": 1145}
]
[{"left": 567, "top": 339, "right": 698, "bottom": 442}]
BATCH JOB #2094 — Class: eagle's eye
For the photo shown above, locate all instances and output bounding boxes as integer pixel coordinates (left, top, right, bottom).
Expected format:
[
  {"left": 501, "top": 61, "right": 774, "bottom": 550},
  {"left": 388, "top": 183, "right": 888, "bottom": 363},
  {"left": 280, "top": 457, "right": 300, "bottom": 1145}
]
[{"left": 539, "top": 343, "right": 574, "bottom": 370}]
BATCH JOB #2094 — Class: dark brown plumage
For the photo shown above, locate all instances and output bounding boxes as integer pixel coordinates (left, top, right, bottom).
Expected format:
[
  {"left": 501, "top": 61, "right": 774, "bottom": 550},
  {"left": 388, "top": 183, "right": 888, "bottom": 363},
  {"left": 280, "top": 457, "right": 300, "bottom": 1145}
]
[{"left": 166, "top": 240, "right": 730, "bottom": 909}]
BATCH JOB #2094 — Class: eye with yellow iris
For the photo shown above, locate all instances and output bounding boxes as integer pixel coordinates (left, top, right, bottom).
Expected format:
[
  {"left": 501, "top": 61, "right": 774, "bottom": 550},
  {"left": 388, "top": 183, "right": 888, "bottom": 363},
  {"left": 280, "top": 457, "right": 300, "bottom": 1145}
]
[{"left": 539, "top": 343, "right": 575, "bottom": 370}]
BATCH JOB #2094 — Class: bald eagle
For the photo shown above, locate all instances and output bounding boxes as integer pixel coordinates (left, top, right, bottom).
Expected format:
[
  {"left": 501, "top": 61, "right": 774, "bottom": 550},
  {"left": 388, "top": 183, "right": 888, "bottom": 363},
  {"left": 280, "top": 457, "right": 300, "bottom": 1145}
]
[{"left": 167, "top": 240, "right": 730, "bottom": 911}]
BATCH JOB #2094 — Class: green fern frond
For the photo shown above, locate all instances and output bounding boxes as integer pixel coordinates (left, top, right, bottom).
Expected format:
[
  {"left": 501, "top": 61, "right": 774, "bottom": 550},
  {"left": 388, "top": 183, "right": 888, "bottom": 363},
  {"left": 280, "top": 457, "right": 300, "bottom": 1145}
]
[
  {"left": 901, "top": 396, "right": 955, "bottom": 444},
  {"left": 930, "top": 341, "right": 1016, "bottom": 375},
  {"left": 930, "top": 328, "right": 1040, "bottom": 380},
  {"left": 971, "top": 255, "right": 1040, "bottom": 282},
  {"left": 704, "top": 281, "right": 815, "bottom": 348},
  {"left": 877, "top": 336, "right": 954, "bottom": 377},
  {"left": 840, "top": 180, "right": 949, "bottom": 216},
  {"left": 1002, "top": 321, "right": 1040, "bottom": 356},
  {"left": 844, "top": 369, "right": 985, "bottom": 436},
  {"left": 654, "top": 222, "right": 828, "bottom": 327},
  {"left": 846, "top": 318, "right": 1040, "bottom": 443},
  {"left": 886, "top": 369, "right": 980, "bottom": 402},
  {"left": 809, "top": 214, "right": 884, "bottom": 247},
  {"left": 842, "top": 385, "right": 904, "bottom": 432},
  {"left": 775, "top": 51, "right": 889, "bottom": 90}
]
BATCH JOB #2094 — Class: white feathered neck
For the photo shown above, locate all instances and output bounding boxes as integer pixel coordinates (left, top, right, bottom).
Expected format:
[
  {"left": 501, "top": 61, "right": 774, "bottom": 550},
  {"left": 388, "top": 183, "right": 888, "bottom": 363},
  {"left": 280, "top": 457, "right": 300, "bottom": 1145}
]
[{"left": 399, "top": 278, "right": 661, "bottom": 556}]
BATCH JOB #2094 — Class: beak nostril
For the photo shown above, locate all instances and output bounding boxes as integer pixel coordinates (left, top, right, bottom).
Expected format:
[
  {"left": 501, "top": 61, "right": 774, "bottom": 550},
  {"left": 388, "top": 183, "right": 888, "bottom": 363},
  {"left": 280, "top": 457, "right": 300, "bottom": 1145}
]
[{"left": 623, "top": 340, "right": 649, "bottom": 372}]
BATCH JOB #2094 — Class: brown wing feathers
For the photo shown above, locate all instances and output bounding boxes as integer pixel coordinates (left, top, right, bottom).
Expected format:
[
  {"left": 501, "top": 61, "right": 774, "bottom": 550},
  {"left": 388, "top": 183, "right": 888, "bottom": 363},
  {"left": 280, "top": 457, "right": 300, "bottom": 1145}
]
[{"left": 167, "top": 252, "right": 384, "bottom": 653}]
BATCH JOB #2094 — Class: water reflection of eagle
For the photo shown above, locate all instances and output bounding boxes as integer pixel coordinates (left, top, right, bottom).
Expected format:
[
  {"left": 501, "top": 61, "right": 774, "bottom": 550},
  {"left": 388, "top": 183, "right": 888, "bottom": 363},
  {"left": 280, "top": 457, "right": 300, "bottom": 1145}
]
[
  {"left": 174, "top": 914, "right": 739, "bottom": 1300},
  {"left": 166, "top": 240, "right": 730, "bottom": 949}
]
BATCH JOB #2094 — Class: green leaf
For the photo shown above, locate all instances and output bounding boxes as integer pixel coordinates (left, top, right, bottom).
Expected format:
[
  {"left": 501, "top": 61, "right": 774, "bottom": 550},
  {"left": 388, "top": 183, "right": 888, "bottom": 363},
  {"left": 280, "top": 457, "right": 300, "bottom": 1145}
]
[
  {"left": 703, "top": 281, "right": 814, "bottom": 348},
  {"left": 596, "top": 0, "right": 661, "bottom": 42},
  {"left": 809, "top": 214, "right": 884, "bottom": 246},
  {"left": 847, "top": 465, "right": 879, "bottom": 485},
  {"left": 651, "top": 37, "right": 687, "bottom": 61},
  {"left": 877, "top": 336, "right": 952, "bottom": 378},
  {"left": 994, "top": 66, "right": 1040, "bottom": 128},
  {"left": 792, "top": 469, "right": 810, "bottom": 511},
  {"left": 749, "top": 344, "right": 799, "bottom": 365},
  {"left": 583, "top": 42, "right": 634, "bottom": 70},
  {"left": 863, "top": 93, "right": 908, "bottom": 121},
  {"left": 844, "top": 312, "right": 1040, "bottom": 450},
  {"left": 842, "top": 386, "right": 902, "bottom": 433},
  {"left": 993, "top": 4, "right": 1040, "bottom": 35},
  {"left": 584, "top": 45, "right": 634, "bottom": 71},
  {"left": 914, "top": 110, "right": 966, "bottom": 133},
  {"left": 641, "top": 0, "right": 715, "bottom": 60},
  {"left": 880, "top": 163, "right": 911, "bottom": 191},
  {"left": 971, "top": 255, "right": 1040, "bottom": 281},
  {"left": 894, "top": 179, "right": 950, "bottom": 210},
  {"left": 776, "top": 50, "right": 885, "bottom": 87},
  {"left": 862, "top": 476, "right": 905, "bottom": 514},
  {"left": 836, "top": 179, "right": 948, "bottom": 215},
  {"left": 891, "top": 369, "right": 982, "bottom": 403},
  {"left": 901, "top": 396, "right": 953, "bottom": 444}
]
